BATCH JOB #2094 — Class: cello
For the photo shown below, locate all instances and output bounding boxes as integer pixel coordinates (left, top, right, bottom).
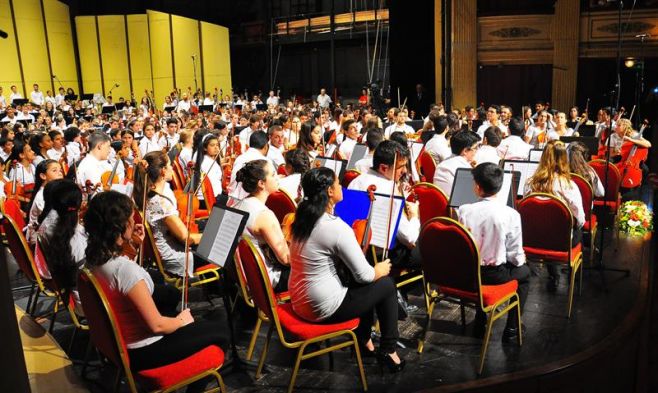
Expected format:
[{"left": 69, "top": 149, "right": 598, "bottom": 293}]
[{"left": 617, "top": 120, "right": 649, "bottom": 189}]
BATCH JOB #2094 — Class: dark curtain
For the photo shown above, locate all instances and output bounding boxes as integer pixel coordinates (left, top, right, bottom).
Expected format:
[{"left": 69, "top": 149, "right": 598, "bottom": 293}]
[{"left": 476, "top": 64, "right": 553, "bottom": 113}]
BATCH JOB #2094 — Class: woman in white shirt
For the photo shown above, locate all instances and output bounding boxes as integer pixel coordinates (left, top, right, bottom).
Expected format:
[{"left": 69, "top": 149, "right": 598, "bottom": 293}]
[
  {"left": 524, "top": 140, "right": 584, "bottom": 291},
  {"left": 8, "top": 141, "right": 37, "bottom": 190},
  {"left": 524, "top": 110, "right": 549, "bottom": 147},
  {"left": 29, "top": 132, "right": 54, "bottom": 166},
  {"left": 26, "top": 160, "right": 64, "bottom": 244},
  {"left": 193, "top": 132, "right": 223, "bottom": 207},
  {"left": 278, "top": 148, "right": 310, "bottom": 202},
  {"left": 289, "top": 167, "right": 404, "bottom": 372},
  {"left": 234, "top": 160, "right": 291, "bottom": 292},
  {"left": 546, "top": 112, "right": 574, "bottom": 141}
]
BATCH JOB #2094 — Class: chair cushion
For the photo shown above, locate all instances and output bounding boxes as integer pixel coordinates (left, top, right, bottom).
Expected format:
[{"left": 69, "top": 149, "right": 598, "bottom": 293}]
[
  {"left": 439, "top": 280, "right": 518, "bottom": 307},
  {"left": 276, "top": 303, "right": 359, "bottom": 340},
  {"left": 136, "top": 344, "right": 224, "bottom": 390},
  {"left": 583, "top": 215, "right": 597, "bottom": 232},
  {"left": 524, "top": 243, "right": 582, "bottom": 264},
  {"left": 195, "top": 264, "right": 219, "bottom": 273}
]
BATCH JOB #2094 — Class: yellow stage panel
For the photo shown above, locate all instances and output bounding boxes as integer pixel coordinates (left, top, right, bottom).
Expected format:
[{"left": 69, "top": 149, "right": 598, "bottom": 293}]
[
  {"left": 42, "top": 0, "right": 78, "bottom": 95},
  {"left": 127, "top": 14, "right": 153, "bottom": 105},
  {"left": 0, "top": 0, "right": 24, "bottom": 100},
  {"left": 171, "top": 15, "right": 201, "bottom": 96},
  {"left": 13, "top": 0, "right": 51, "bottom": 96},
  {"left": 148, "top": 10, "right": 174, "bottom": 109},
  {"left": 201, "top": 22, "right": 232, "bottom": 100},
  {"left": 75, "top": 16, "right": 102, "bottom": 95},
  {"left": 97, "top": 15, "right": 130, "bottom": 100}
]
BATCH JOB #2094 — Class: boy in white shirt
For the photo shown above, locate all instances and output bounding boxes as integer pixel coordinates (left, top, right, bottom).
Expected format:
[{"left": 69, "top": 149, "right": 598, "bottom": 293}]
[{"left": 458, "top": 163, "right": 529, "bottom": 342}]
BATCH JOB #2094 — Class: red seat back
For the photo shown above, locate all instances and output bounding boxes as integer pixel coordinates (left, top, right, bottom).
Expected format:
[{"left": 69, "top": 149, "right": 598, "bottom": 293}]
[
  {"left": 277, "top": 164, "right": 288, "bottom": 176},
  {"left": 418, "top": 151, "right": 437, "bottom": 182},
  {"left": 4, "top": 198, "right": 26, "bottom": 231},
  {"left": 517, "top": 193, "right": 572, "bottom": 252},
  {"left": 409, "top": 182, "right": 449, "bottom": 226},
  {"left": 77, "top": 269, "right": 128, "bottom": 369},
  {"left": 2, "top": 214, "right": 38, "bottom": 285},
  {"left": 265, "top": 190, "right": 297, "bottom": 224},
  {"left": 588, "top": 160, "right": 621, "bottom": 206},
  {"left": 570, "top": 173, "right": 593, "bottom": 224},
  {"left": 202, "top": 176, "right": 217, "bottom": 209},
  {"left": 342, "top": 170, "right": 361, "bottom": 188},
  {"left": 418, "top": 217, "right": 480, "bottom": 299},
  {"left": 237, "top": 238, "right": 276, "bottom": 322}
]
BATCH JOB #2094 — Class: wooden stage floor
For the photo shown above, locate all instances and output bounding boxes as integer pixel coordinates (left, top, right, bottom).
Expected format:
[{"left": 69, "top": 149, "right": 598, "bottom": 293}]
[{"left": 9, "top": 192, "right": 653, "bottom": 392}]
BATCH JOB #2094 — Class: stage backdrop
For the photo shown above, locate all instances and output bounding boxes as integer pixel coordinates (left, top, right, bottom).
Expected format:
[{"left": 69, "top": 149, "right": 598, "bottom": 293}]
[
  {"left": 75, "top": 11, "right": 232, "bottom": 107},
  {"left": 0, "top": 0, "right": 78, "bottom": 102}
]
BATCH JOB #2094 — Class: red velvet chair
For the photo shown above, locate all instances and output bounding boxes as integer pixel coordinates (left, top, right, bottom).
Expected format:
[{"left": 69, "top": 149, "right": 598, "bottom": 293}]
[
  {"left": 341, "top": 169, "right": 361, "bottom": 188},
  {"left": 517, "top": 193, "right": 583, "bottom": 318},
  {"left": 265, "top": 189, "right": 297, "bottom": 224},
  {"left": 588, "top": 159, "right": 622, "bottom": 214},
  {"left": 571, "top": 173, "right": 597, "bottom": 264},
  {"left": 408, "top": 182, "right": 450, "bottom": 226},
  {"left": 417, "top": 217, "right": 521, "bottom": 374},
  {"left": 237, "top": 237, "right": 368, "bottom": 393},
  {"left": 77, "top": 268, "right": 226, "bottom": 393},
  {"left": 201, "top": 176, "right": 217, "bottom": 210},
  {"left": 418, "top": 150, "right": 437, "bottom": 182},
  {"left": 277, "top": 164, "right": 288, "bottom": 176}
]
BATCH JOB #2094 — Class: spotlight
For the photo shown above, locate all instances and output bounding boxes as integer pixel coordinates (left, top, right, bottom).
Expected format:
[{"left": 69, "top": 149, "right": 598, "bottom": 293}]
[
  {"left": 652, "top": 86, "right": 658, "bottom": 94},
  {"left": 624, "top": 57, "right": 636, "bottom": 68}
]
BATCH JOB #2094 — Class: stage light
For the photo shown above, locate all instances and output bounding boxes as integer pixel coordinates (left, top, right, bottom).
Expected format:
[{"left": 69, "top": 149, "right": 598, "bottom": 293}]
[
  {"left": 624, "top": 57, "right": 636, "bottom": 68},
  {"left": 653, "top": 86, "right": 658, "bottom": 94}
]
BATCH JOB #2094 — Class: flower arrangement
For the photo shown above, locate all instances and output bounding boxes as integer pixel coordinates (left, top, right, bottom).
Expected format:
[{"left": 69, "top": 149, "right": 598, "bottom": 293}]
[{"left": 618, "top": 200, "right": 653, "bottom": 237}]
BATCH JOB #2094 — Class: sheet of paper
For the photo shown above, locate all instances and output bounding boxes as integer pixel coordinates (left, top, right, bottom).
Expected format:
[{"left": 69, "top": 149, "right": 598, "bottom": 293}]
[
  {"left": 369, "top": 196, "right": 403, "bottom": 249},
  {"left": 346, "top": 144, "right": 368, "bottom": 170},
  {"left": 496, "top": 172, "right": 513, "bottom": 206},
  {"left": 504, "top": 162, "right": 539, "bottom": 195},
  {"left": 529, "top": 149, "right": 543, "bottom": 162},
  {"left": 206, "top": 209, "right": 244, "bottom": 266},
  {"left": 322, "top": 158, "right": 343, "bottom": 175}
]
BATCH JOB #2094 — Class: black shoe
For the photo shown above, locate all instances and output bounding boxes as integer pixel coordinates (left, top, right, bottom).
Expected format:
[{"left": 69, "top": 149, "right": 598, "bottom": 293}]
[
  {"left": 546, "top": 276, "right": 559, "bottom": 293},
  {"left": 502, "top": 324, "right": 526, "bottom": 343},
  {"left": 376, "top": 352, "right": 406, "bottom": 374}
]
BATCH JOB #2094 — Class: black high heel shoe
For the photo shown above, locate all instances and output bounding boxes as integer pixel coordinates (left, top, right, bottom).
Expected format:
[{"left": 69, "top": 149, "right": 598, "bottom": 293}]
[{"left": 376, "top": 352, "right": 406, "bottom": 374}]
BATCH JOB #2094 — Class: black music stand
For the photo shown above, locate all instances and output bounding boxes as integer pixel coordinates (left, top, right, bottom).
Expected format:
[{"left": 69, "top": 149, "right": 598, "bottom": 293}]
[{"left": 449, "top": 168, "right": 518, "bottom": 208}]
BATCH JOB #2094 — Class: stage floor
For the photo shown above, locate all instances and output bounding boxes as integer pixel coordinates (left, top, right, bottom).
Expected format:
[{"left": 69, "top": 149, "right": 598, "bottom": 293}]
[{"left": 9, "top": 192, "right": 653, "bottom": 392}]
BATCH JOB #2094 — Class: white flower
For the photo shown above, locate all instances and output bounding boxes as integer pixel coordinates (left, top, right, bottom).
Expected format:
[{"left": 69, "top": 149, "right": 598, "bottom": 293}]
[{"left": 628, "top": 220, "right": 640, "bottom": 227}]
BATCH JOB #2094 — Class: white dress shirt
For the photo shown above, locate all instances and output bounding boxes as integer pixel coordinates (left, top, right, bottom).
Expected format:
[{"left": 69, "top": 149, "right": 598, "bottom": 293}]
[
  {"left": 138, "top": 134, "right": 165, "bottom": 157},
  {"left": 474, "top": 145, "right": 501, "bottom": 165},
  {"left": 266, "top": 143, "right": 285, "bottom": 167},
  {"left": 384, "top": 123, "right": 415, "bottom": 139},
  {"left": 433, "top": 155, "right": 471, "bottom": 198},
  {"left": 238, "top": 127, "right": 255, "bottom": 148},
  {"left": 424, "top": 133, "right": 451, "bottom": 163},
  {"left": 347, "top": 169, "right": 420, "bottom": 247},
  {"left": 316, "top": 94, "right": 332, "bottom": 109},
  {"left": 76, "top": 154, "right": 109, "bottom": 188},
  {"left": 354, "top": 152, "right": 373, "bottom": 173},
  {"left": 200, "top": 154, "right": 223, "bottom": 200},
  {"left": 8, "top": 162, "right": 36, "bottom": 186},
  {"left": 176, "top": 99, "right": 191, "bottom": 114},
  {"left": 229, "top": 147, "right": 266, "bottom": 201},
  {"left": 458, "top": 197, "right": 526, "bottom": 267},
  {"left": 498, "top": 135, "right": 532, "bottom": 161},
  {"left": 10, "top": 92, "right": 23, "bottom": 104},
  {"left": 477, "top": 121, "right": 508, "bottom": 139},
  {"left": 338, "top": 137, "right": 357, "bottom": 161},
  {"left": 30, "top": 91, "right": 44, "bottom": 106}
]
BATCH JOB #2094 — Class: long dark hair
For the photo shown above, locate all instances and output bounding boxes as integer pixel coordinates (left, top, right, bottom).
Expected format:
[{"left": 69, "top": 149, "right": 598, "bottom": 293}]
[
  {"left": 84, "top": 191, "right": 134, "bottom": 267},
  {"left": 236, "top": 159, "right": 269, "bottom": 194},
  {"left": 298, "top": 121, "right": 318, "bottom": 152},
  {"left": 192, "top": 129, "right": 219, "bottom": 188},
  {"left": 27, "top": 159, "right": 58, "bottom": 213},
  {"left": 291, "top": 167, "right": 335, "bottom": 243},
  {"left": 29, "top": 132, "right": 48, "bottom": 158},
  {"left": 39, "top": 179, "right": 82, "bottom": 299},
  {"left": 133, "top": 150, "right": 170, "bottom": 210}
]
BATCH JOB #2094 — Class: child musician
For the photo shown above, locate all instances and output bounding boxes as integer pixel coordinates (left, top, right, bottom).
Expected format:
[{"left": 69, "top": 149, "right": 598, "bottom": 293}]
[{"left": 458, "top": 163, "right": 530, "bottom": 342}]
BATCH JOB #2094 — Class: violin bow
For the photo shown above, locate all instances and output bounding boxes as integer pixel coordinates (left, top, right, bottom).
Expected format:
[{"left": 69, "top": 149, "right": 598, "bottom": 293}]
[
  {"left": 137, "top": 163, "right": 149, "bottom": 268},
  {"left": 382, "top": 153, "right": 397, "bottom": 261},
  {"left": 181, "top": 161, "right": 196, "bottom": 309}
]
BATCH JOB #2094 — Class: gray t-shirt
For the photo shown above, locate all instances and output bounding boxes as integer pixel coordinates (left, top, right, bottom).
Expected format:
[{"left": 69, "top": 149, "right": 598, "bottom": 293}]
[{"left": 146, "top": 193, "right": 193, "bottom": 277}]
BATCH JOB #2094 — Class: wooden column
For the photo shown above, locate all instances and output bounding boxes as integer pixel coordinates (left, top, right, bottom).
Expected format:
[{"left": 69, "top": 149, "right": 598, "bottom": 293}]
[
  {"left": 451, "top": 0, "right": 477, "bottom": 109},
  {"left": 551, "top": 0, "right": 580, "bottom": 111},
  {"left": 434, "top": 0, "right": 442, "bottom": 105}
]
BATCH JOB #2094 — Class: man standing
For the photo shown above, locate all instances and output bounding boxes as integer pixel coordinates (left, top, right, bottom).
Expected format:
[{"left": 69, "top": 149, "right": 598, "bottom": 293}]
[
  {"left": 316, "top": 88, "right": 332, "bottom": 110},
  {"left": 9, "top": 85, "right": 22, "bottom": 104},
  {"left": 266, "top": 90, "right": 280, "bottom": 107},
  {"left": 30, "top": 84, "right": 44, "bottom": 107}
]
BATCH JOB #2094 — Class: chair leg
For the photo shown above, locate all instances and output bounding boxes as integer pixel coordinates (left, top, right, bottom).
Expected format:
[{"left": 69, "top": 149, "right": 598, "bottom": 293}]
[
  {"left": 216, "top": 373, "right": 227, "bottom": 393},
  {"left": 418, "top": 299, "right": 435, "bottom": 353},
  {"left": 460, "top": 300, "right": 467, "bottom": 332},
  {"left": 478, "top": 313, "right": 495, "bottom": 375},
  {"left": 288, "top": 342, "right": 308, "bottom": 393},
  {"left": 246, "top": 316, "right": 264, "bottom": 361},
  {"left": 579, "top": 262, "right": 584, "bottom": 296},
  {"left": 48, "top": 306, "right": 59, "bottom": 333},
  {"left": 113, "top": 368, "right": 122, "bottom": 393},
  {"left": 326, "top": 339, "right": 334, "bottom": 371},
  {"left": 567, "top": 265, "right": 577, "bottom": 319},
  {"left": 67, "top": 327, "right": 78, "bottom": 354},
  {"left": 256, "top": 325, "right": 273, "bottom": 379},
  {"left": 81, "top": 339, "right": 93, "bottom": 378},
  {"left": 516, "top": 297, "right": 523, "bottom": 347},
  {"left": 30, "top": 289, "right": 41, "bottom": 316},
  {"left": 25, "top": 282, "right": 36, "bottom": 313},
  {"left": 351, "top": 334, "right": 368, "bottom": 392}
]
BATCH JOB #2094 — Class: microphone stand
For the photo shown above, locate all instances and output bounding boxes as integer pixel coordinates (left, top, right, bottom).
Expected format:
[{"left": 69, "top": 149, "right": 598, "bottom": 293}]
[
  {"left": 191, "top": 56, "right": 199, "bottom": 98},
  {"left": 590, "top": 0, "right": 631, "bottom": 293}
]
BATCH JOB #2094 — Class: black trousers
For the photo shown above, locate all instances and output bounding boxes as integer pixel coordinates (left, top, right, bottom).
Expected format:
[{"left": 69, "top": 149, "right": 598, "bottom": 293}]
[
  {"left": 274, "top": 265, "right": 291, "bottom": 293},
  {"left": 323, "top": 277, "right": 399, "bottom": 354},
  {"left": 476, "top": 263, "right": 530, "bottom": 329},
  {"left": 547, "top": 227, "right": 583, "bottom": 280}
]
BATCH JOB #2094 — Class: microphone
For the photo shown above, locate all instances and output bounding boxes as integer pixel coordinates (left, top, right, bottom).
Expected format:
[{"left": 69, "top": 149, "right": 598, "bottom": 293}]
[
  {"left": 191, "top": 54, "right": 196, "bottom": 60},
  {"left": 114, "top": 83, "right": 120, "bottom": 88},
  {"left": 0, "top": 30, "right": 8, "bottom": 39},
  {"left": 51, "top": 74, "right": 57, "bottom": 79}
]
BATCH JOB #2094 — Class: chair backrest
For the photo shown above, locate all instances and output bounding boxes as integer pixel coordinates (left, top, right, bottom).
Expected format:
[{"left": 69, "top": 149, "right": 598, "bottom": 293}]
[
  {"left": 33, "top": 239, "right": 53, "bottom": 281},
  {"left": 418, "top": 217, "right": 482, "bottom": 304},
  {"left": 77, "top": 269, "right": 132, "bottom": 376},
  {"left": 173, "top": 156, "right": 187, "bottom": 183},
  {"left": 342, "top": 169, "right": 361, "bottom": 188},
  {"left": 570, "top": 173, "right": 593, "bottom": 223},
  {"left": 277, "top": 164, "right": 288, "bottom": 176},
  {"left": 1, "top": 214, "right": 41, "bottom": 287},
  {"left": 143, "top": 221, "right": 174, "bottom": 281},
  {"left": 201, "top": 176, "right": 217, "bottom": 209},
  {"left": 265, "top": 190, "right": 297, "bottom": 224},
  {"left": 517, "top": 193, "right": 572, "bottom": 251},
  {"left": 409, "top": 182, "right": 449, "bottom": 226},
  {"left": 232, "top": 245, "right": 255, "bottom": 308},
  {"left": 237, "top": 237, "right": 278, "bottom": 323},
  {"left": 588, "top": 159, "right": 621, "bottom": 203},
  {"left": 3, "top": 198, "right": 26, "bottom": 231},
  {"left": 418, "top": 150, "right": 437, "bottom": 182}
]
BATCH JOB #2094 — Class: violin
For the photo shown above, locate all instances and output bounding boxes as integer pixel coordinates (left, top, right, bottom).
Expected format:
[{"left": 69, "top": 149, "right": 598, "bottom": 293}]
[
  {"left": 352, "top": 185, "right": 377, "bottom": 253},
  {"left": 4, "top": 160, "right": 28, "bottom": 203},
  {"left": 101, "top": 152, "right": 123, "bottom": 191},
  {"left": 176, "top": 162, "right": 202, "bottom": 233}
]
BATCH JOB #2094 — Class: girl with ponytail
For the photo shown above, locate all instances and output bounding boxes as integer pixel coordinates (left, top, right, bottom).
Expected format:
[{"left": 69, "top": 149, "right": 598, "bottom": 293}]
[
  {"left": 289, "top": 167, "right": 405, "bottom": 372},
  {"left": 133, "top": 150, "right": 200, "bottom": 277},
  {"left": 26, "top": 159, "right": 63, "bottom": 244},
  {"left": 234, "top": 159, "right": 290, "bottom": 292},
  {"left": 192, "top": 129, "right": 223, "bottom": 208}
]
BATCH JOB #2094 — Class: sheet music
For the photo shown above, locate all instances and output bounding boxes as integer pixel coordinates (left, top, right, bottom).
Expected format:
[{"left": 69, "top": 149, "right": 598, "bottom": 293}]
[
  {"left": 369, "top": 195, "right": 404, "bottom": 249},
  {"left": 325, "top": 144, "right": 337, "bottom": 157},
  {"left": 503, "top": 161, "right": 539, "bottom": 195},
  {"left": 498, "top": 172, "right": 513, "bottom": 206},
  {"left": 528, "top": 149, "right": 543, "bottom": 162},
  {"left": 450, "top": 168, "right": 515, "bottom": 208},
  {"left": 346, "top": 144, "right": 368, "bottom": 170},
  {"left": 408, "top": 142, "right": 424, "bottom": 163},
  {"left": 197, "top": 208, "right": 247, "bottom": 267}
]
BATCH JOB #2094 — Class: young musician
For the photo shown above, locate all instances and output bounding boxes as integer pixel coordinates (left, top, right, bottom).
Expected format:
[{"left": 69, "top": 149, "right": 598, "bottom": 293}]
[
  {"left": 384, "top": 108, "right": 414, "bottom": 138},
  {"left": 458, "top": 163, "right": 529, "bottom": 341},
  {"left": 139, "top": 123, "right": 166, "bottom": 157},
  {"left": 192, "top": 132, "right": 224, "bottom": 205},
  {"left": 278, "top": 148, "right": 310, "bottom": 201},
  {"left": 524, "top": 110, "right": 549, "bottom": 146},
  {"left": 26, "top": 160, "right": 64, "bottom": 244},
  {"left": 83, "top": 191, "right": 225, "bottom": 381},
  {"left": 498, "top": 117, "right": 533, "bottom": 160},
  {"left": 47, "top": 131, "right": 66, "bottom": 161},
  {"left": 424, "top": 115, "right": 451, "bottom": 164},
  {"left": 134, "top": 151, "right": 199, "bottom": 277},
  {"left": 266, "top": 125, "right": 286, "bottom": 167},
  {"left": 433, "top": 131, "right": 481, "bottom": 197},
  {"left": 477, "top": 105, "right": 508, "bottom": 139},
  {"left": 338, "top": 119, "right": 359, "bottom": 161},
  {"left": 475, "top": 126, "right": 503, "bottom": 165},
  {"left": 568, "top": 142, "right": 604, "bottom": 197},
  {"left": 289, "top": 167, "right": 405, "bottom": 371},
  {"left": 602, "top": 118, "right": 651, "bottom": 157},
  {"left": 297, "top": 121, "right": 323, "bottom": 160},
  {"left": 76, "top": 132, "right": 111, "bottom": 189},
  {"left": 524, "top": 140, "right": 584, "bottom": 292},
  {"left": 8, "top": 141, "right": 37, "bottom": 188},
  {"left": 354, "top": 128, "right": 383, "bottom": 173},
  {"left": 547, "top": 112, "right": 575, "bottom": 141},
  {"left": 229, "top": 131, "right": 269, "bottom": 201},
  {"left": 29, "top": 132, "right": 53, "bottom": 166},
  {"left": 234, "top": 160, "right": 291, "bottom": 292}
]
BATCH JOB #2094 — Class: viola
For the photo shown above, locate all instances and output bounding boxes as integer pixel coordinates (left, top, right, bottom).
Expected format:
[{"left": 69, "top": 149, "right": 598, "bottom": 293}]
[
  {"left": 4, "top": 160, "right": 28, "bottom": 203},
  {"left": 101, "top": 153, "right": 123, "bottom": 191},
  {"left": 351, "top": 185, "right": 377, "bottom": 253}
]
